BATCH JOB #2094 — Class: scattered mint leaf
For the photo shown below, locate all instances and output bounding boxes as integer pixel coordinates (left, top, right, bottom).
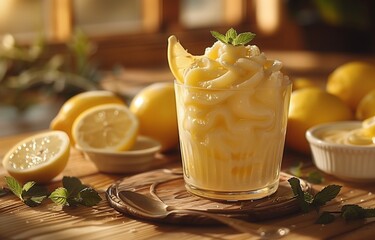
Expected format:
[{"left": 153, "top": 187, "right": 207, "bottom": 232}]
[
  {"left": 3, "top": 176, "right": 101, "bottom": 208},
  {"left": 62, "top": 176, "right": 85, "bottom": 197},
  {"left": 4, "top": 176, "right": 48, "bottom": 207},
  {"left": 288, "top": 177, "right": 375, "bottom": 224},
  {"left": 289, "top": 162, "right": 324, "bottom": 184},
  {"left": 289, "top": 162, "right": 303, "bottom": 177},
  {"left": 5, "top": 176, "right": 22, "bottom": 199},
  {"left": 307, "top": 171, "right": 324, "bottom": 184},
  {"left": 50, "top": 176, "right": 102, "bottom": 207},
  {"left": 211, "top": 28, "right": 256, "bottom": 46},
  {"left": 288, "top": 177, "right": 311, "bottom": 212},
  {"left": 312, "top": 185, "right": 341, "bottom": 208},
  {"left": 22, "top": 181, "right": 36, "bottom": 192},
  {"left": 79, "top": 188, "right": 102, "bottom": 207},
  {"left": 49, "top": 187, "right": 68, "bottom": 206},
  {"left": 315, "top": 211, "right": 336, "bottom": 224},
  {"left": 341, "top": 204, "right": 368, "bottom": 220},
  {"left": 22, "top": 184, "right": 49, "bottom": 207}
]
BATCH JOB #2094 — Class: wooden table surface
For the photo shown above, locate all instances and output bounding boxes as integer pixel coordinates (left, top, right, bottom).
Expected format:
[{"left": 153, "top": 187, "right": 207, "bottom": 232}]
[{"left": 1, "top": 131, "right": 375, "bottom": 240}]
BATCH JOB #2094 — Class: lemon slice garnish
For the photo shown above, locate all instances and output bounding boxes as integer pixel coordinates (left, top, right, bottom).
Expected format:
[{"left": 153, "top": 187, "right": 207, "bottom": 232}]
[{"left": 167, "top": 35, "right": 199, "bottom": 83}]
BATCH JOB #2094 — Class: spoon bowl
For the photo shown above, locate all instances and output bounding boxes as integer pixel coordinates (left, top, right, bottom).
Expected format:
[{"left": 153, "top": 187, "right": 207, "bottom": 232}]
[{"left": 119, "top": 190, "right": 290, "bottom": 239}]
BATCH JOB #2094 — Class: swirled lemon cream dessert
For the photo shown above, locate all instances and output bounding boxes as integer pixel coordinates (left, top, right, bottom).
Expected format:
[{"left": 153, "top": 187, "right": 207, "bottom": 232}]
[{"left": 168, "top": 29, "right": 292, "bottom": 200}]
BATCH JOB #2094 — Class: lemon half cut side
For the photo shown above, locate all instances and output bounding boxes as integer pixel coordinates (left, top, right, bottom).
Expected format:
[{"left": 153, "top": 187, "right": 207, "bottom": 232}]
[
  {"left": 72, "top": 104, "right": 139, "bottom": 152},
  {"left": 2, "top": 131, "right": 70, "bottom": 183}
]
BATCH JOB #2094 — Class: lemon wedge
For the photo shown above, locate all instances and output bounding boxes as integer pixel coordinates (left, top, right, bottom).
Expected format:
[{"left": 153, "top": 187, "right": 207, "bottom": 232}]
[
  {"left": 2, "top": 131, "right": 70, "bottom": 183},
  {"left": 72, "top": 103, "right": 139, "bottom": 151},
  {"left": 167, "top": 35, "right": 199, "bottom": 83}
]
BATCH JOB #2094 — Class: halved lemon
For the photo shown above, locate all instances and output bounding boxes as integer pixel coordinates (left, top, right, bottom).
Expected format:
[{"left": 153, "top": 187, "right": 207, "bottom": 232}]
[
  {"left": 2, "top": 131, "right": 70, "bottom": 183},
  {"left": 72, "top": 104, "right": 139, "bottom": 151},
  {"left": 167, "top": 35, "right": 199, "bottom": 83},
  {"left": 50, "top": 90, "right": 125, "bottom": 146}
]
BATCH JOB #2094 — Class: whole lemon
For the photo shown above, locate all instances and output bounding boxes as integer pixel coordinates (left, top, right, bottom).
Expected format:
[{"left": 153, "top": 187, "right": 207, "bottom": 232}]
[
  {"left": 286, "top": 88, "right": 353, "bottom": 154},
  {"left": 292, "top": 77, "right": 321, "bottom": 91},
  {"left": 130, "top": 82, "right": 178, "bottom": 152},
  {"left": 50, "top": 90, "right": 125, "bottom": 146},
  {"left": 326, "top": 61, "right": 375, "bottom": 110},
  {"left": 356, "top": 89, "right": 375, "bottom": 120}
]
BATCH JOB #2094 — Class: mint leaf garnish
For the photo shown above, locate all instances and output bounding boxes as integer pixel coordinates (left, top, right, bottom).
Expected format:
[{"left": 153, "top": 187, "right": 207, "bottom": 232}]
[{"left": 211, "top": 28, "right": 256, "bottom": 46}]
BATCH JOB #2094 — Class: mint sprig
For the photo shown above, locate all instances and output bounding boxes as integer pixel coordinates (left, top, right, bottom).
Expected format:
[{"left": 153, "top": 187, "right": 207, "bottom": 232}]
[
  {"left": 211, "top": 28, "right": 256, "bottom": 46},
  {"left": 288, "top": 177, "right": 375, "bottom": 224},
  {"left": 2, "top": 176, "right": 101, "bottom": 207}
]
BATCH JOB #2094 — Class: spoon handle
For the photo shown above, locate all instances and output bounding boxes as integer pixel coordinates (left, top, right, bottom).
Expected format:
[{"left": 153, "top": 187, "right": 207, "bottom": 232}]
[{"left": 170, "top": 209, "right": 287, "bottom": 238}]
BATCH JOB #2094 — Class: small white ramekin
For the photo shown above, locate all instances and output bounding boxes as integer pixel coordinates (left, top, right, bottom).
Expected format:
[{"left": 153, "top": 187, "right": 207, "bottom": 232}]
[
  {"left": 76, "top": 136, "right": 162, "bottom": 174},
  {"left": 306, "top": 121, "right": 375, "bottom": 182}
]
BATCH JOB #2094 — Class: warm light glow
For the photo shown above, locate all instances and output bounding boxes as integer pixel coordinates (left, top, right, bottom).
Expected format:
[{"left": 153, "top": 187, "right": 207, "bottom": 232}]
[
  {"left": 52, "top": 0, "right": 72, "bottom": 41},
  {"left": 224, "top": 0, "right": 243, "bottom": 25},
  {"left": 255, "top": 0, "right": 280, "bottom": 34},
  {"left": 142, "top": 0, "right": 160, "bottom": 32},
  {"left": 0, "top": 1, "right": 13, "bottom": 24}
]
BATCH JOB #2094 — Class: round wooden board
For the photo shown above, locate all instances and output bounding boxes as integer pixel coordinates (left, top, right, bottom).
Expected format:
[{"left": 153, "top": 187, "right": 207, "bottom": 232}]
[{"left": 106, "top": 168, "right": 311, "bottom": 225}]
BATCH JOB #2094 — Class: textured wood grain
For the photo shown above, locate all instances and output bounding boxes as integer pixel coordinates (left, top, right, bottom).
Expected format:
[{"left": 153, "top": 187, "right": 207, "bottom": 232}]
[{"left": 1, "top": 132, "right": 375, "bottom": 240}]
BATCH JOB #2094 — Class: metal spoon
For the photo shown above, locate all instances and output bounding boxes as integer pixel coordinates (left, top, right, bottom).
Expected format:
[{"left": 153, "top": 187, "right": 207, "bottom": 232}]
[{"left": 119, "top": 190, "right": 290, "bottom": 239}]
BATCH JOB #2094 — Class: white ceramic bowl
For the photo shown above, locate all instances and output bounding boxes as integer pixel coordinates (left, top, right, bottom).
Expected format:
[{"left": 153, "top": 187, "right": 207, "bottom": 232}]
[
  {"left": 306, "top": 121, "right": 375, "bottom": 182},
  {"left": 76, "top": 136, "right": 162, "bottom": 174}
]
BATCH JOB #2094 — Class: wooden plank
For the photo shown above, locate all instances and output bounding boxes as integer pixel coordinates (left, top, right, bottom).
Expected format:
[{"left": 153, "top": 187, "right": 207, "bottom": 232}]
[{"left": 1, "top": 132, "right": 375, "bottom": 239}]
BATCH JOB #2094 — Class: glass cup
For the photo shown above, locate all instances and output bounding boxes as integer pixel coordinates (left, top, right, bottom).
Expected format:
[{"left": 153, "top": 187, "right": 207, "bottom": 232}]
[{"left": 174, "top": 80, "right": 292, "bottom": 201}]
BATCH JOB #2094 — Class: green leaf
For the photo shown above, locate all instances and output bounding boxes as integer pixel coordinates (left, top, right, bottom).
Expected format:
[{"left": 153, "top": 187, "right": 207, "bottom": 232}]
[
  {"left": 289, "top": 162, "right": 303, "bottom": 177},
  {"left": 5, "top": 176, "right": 22, "bottom": 199},
  {"left": 24, "top": 195, "right": 47, "bottom": 207},
  {"left": 315, "top": 211, "right": 336, "bottom": 224},
  {"left": 210, "top": 31, "right": 227, "bottom": 44},
  {"left": 233, "top": 32, "right": 256, "bottom": 46},
  {"left": 22, "top": 184, "right": 49, "bottom": 207},
  {"left": 22, "top": 181, "right": 36, "bottom": 192},
  {"left": 225, "top": 28, "right": 237, "bottom": 44},
  {"left": 79, "top": 188, "right": 102, "bottom": 207},
  {"left": 288, "top": 177, "right": 311, "bottom": 212},
  {"left": 312, "top": 185, "right": 341, "bottom": 208},
  {"left": 62, "top": 176, "right": 86, "bottom": 197},
  {"left": 211, "top": 29, "right": 256, "bottom": 46},
  {"left": 49, "top": 187, "right": 68, "bottom": 206},
  {"left": 307, "top": 171, "right": 324, "bottom": 184},
  {"left": 341, "top": 204, "right": 367, "bottom": 220}
]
